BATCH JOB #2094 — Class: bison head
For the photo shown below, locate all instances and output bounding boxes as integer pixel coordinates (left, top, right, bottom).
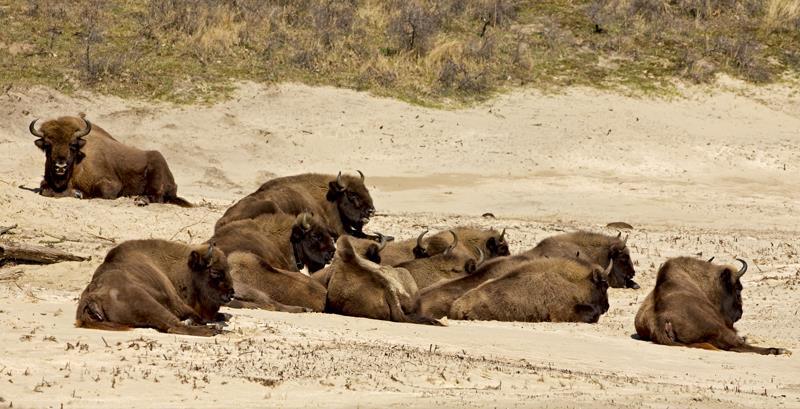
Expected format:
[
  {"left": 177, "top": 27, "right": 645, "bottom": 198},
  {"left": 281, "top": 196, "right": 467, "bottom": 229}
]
[
  {"left": 486, "top": 228, "right": 510, "bottom": 257},
  {"left": 290, "top": 213, "right": 337, "bottom": 273},
  {"left": 608, "top": 233, "right": 637, "bottom": 289},
  {"left": 326, "top": 171, "right": 376, "bottom": 237},
  {"left": 188, "top": 243, "right": 235, "bottom": 309},
  {"left": 718, "top": 258, "right": 746, "bottom": 325},
  {"left": 29, "top": 117, "right": 92, "bottom": 192},
  {"left": 575, "top": 261, "right": 611, "bottom": 323}
]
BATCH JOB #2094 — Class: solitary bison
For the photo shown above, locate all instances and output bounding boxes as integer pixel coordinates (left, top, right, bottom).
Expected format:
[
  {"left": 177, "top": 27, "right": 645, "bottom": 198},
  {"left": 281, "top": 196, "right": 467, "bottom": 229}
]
[
  {"left": 226, "top": 251, "right": 327, "bottom": 312},
  {"left": 396, "top": 231, "right": 485, "bottom": 289},
  {"left": 635, "top": 257, "right": 790, "bottom": 355},
  {"left": 449, "top": 257, "right": 611, "bottom": 323},
  {"left": 76, "top": 240, "right": 233, "bottom": 336},
  {"left": 324, "top": 236, "right": 442, "bottom": 325},
  {"left": 215, "top": 172, "right": 381, "bottom": 241},
  {"left": 29, "top": 115, "right": 190, "bottom": 206},
  {"left": 525, "top": 231, "right": 638, "bottom": 289},
  {"left": 211, "top": 212, "right": 336, "bottom": 273}
]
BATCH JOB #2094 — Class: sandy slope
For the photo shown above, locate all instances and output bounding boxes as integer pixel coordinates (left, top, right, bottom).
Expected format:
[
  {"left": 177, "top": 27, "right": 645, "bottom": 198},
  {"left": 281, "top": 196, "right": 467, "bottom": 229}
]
[{"left": 0, "top": 80, "right": 799, "bottom": 408}]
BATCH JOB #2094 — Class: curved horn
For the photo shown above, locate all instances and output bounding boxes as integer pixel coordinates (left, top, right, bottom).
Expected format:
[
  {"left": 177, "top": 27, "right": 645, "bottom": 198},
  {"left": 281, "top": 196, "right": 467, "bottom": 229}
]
[
  {"left": 74, "top": 118, "right": 92, "bottom": 138},
  {"left": 735, "top": 258, "right": 747, "bottom": 278},
  {"left": 604, "top": 259, "right": 613, "bottom": 276},
  {"left": 707, "top": 256, "right": 715, "bottom": 263},
  {"left": 301, "top": 213, "right": 311, "bottom": 230},
  {"left": 472, "top": 245, "right": 485, "bottom": 265},
  {"left": 357, "top": 170, "right": 365, "bottom": 183},
  {"left": 29, "top": 119, "right": 44, "bottom": 138},
  {"left": 336, "top": 171, "right": 343, "bottom": 187},
  {"left": 500, "top": 228, "right": 506, "bottom": 241},
  {"left": 623, "top": 234, "right": 629, "bottom": 246},
  {"left": 205, "top": 243, "right": 215, "bottom": 260},
  {"left": 416, "top": 230, "right": 429, "bottom": 249},
  {"left": 444, "top": 230, "right": 459, "bottom": 256},
  {"left": 376, "top": 233, "right": 388, "bottom": 252}
]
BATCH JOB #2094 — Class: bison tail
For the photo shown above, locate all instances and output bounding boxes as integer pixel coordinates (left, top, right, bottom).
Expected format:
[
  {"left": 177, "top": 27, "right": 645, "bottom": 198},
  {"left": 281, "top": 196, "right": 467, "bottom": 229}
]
[
  {"left": 403, "top": 313, "right": 446, "bottom": 326},
  {"left": 167, "top": 196, "right": 193, "bottom": 208}
]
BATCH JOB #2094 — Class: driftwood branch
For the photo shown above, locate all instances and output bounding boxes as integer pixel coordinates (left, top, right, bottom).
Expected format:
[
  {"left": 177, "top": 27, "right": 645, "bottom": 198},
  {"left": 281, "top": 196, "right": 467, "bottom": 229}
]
[
  {"left": 0, "top": 241, "right": 87, "bottom": 264},
  {"left": 0, "top": 224, "right": 17, "bottom": 236}
]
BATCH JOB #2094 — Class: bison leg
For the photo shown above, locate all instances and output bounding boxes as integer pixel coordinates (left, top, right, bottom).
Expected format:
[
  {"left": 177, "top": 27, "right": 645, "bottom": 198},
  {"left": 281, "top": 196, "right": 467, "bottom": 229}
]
[
  {"left": 134, "top": 196, "right": 150, "bottom": 207},
  {"left": 117, "top": 287, "right": 219, "bottom": 336},
  {"left": 230, "top": 283, "right": 311, "bottom": 313},
  {"left": 94, "top": 179, "right": 123, "bottom": 199}
]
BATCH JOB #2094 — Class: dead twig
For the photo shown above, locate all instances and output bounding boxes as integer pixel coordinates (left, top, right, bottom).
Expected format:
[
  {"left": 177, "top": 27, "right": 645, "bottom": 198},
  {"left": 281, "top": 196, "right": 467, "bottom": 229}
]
[
  {"left": 0, "top": 224, "right": 17, "bottom": 236},
  {"left": 87, "top": 232, "right": 116, "bottom": 244},
  {"left": 0, "top": 270, "right": 23, "bottom": 281}
]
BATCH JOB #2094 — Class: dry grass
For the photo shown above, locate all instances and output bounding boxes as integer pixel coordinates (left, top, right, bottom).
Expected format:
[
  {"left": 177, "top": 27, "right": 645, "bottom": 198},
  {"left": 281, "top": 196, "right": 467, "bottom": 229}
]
[{"left": 0, "top": 0, "right": 798, "bottom": 105}]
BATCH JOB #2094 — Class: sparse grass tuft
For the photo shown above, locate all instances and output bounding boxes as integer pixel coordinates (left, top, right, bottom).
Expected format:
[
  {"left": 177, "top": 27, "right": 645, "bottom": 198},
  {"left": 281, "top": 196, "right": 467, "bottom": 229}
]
[{"left": 0, "top": 0, "right": 798, "bottom": 105}]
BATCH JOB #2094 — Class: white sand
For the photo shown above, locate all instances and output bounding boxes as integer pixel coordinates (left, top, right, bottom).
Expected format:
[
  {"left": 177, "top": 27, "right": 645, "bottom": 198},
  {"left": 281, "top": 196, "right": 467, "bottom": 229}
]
[{"left": 0, "top": 80, "right": 798, "bottom": 408}]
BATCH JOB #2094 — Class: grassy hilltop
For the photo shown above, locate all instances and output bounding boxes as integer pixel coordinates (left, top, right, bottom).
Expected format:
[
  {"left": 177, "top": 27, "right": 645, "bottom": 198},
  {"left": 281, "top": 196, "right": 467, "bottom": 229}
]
[{"left": 1, "top": 0, "right": 799, "bottom": 105}]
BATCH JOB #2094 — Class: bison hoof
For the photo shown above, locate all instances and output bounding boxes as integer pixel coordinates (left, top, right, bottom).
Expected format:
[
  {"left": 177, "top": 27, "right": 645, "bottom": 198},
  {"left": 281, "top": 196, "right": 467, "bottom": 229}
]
[
  {"left": 626, "top": 280, "right": 641, "bottom": 290},
  {"left": 72, "top": 190, "right": 84, "bottom": 199},
  {"left": 770, "top": 348, "right": 791, "bottom": 356},
  {"left": 134, "top": 196, "right": 149, "bottom": 207}
]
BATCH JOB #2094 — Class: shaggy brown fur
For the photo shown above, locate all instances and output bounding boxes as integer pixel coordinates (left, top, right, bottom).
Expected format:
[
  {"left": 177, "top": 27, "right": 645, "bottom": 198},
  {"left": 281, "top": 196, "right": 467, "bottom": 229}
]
[
  {"left": 75, "top": 240, "right": 233, "bottom": 336},
  {"left": 524, "top": 231, "right": 638, "bottom": 289},
  {"left": 225, "top": 251, "right": 326, "bottom": 312},
  {"left": 396, "top": 231, "right": 484, "bottom": 289},
  {"left": 424, "top": 227, "right": 510, "bottom": 259},
  {"left": 449, "top": 257, "right": 611, "bottom": 323},
  {"left": 310, "top": 237, "right": 386, "bottom": 288},
  {"left": 324, "top": 236, "right": 442, "bottom": 325},
  {"left": 211, "top": 212, "right": 336, "bottom": 273},
  {"left": 634, "top": 257, "right": 790, "bottom": 355},
  {"left": 214, "top": 172, "right": 378, "bottom": 240},
  {"left": 30, "top": 115, "right": 190, "bottom": 206},
  {"left": 413, "top": 254, "right": 530, "bottom": 319}
]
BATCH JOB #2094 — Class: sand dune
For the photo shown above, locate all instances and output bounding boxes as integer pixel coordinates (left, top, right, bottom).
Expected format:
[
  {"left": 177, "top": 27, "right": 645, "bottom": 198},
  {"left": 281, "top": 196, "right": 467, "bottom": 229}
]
[{"left": 0, "top": 81, "right": 798, "bottom": 408}]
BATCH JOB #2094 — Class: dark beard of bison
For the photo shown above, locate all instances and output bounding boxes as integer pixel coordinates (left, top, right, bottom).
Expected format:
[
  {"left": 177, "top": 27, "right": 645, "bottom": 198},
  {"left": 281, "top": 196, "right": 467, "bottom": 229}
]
[{"left": 43, "top": 156, "right": 74, "bottom": 192}]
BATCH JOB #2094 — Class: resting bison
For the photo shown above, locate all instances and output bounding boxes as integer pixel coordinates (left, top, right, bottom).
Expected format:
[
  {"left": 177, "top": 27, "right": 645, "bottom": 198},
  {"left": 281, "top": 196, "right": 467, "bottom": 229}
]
[
  {"left": 424, "top": 227, "right": 510, "bottom": 259},
  {"left": 29, "top": 115, "right": 190, "bottom": 206},
  {"left": 635, "top": 257, "right": 790, "bottom": 355},
  {"left": 76, "top": 240, "right": 233, "bottom": 336},
  {"left": 525, "top": 231, "right": 638, "bottom": 289},
  {"left": 396, "top": 231, "right": 485, "bottom": 289},
  {"left": 413, "top": 252, "right": 531, "bottom": 319},
  {"left": 226, "top": 251, "right": 326, "bottom": 312},
  {"left": 449, "top": 257, "right": 611, "bottom": 323},
  {"left": 211, "top": 213, "right": 336, "bottom": 273},
  {"left": 324, "top": 236, "right": 442, "bottom": 325},
  {"left": 215, "top": 172, "right": 381, "bottom": 241}
]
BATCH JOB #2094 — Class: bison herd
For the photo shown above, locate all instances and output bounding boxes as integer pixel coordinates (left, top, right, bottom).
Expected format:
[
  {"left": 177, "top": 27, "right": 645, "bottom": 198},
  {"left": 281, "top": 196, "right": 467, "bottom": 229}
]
[{"left": 26, "top": 115, "right": 790, "bottom": 356}]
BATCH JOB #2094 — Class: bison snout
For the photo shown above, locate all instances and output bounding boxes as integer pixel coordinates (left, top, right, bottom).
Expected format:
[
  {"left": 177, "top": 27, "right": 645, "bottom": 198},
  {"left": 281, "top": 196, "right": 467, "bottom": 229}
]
[{"left": 54, "top": 161, "right": 68, "bottom": 175}]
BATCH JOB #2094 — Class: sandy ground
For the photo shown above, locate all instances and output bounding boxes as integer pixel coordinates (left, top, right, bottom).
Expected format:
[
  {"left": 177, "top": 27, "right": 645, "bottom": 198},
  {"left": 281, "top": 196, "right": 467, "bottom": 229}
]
[{"left": 0, "top": 80, "right": 799, "bottom": 408}]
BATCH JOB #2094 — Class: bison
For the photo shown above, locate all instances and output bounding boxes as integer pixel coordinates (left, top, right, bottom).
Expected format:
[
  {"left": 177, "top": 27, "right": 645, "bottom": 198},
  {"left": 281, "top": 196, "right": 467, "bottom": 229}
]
[
  {"left": 634, "top": 257, "right": 790, "bottom": 355},
  {"left": 449, "top": 257, "right": 611, "bottom": 323},
  {"left": 413, "top": 252, "right": 532, "bottom": 319},
  {"left": 29, "top": 115, "right": 190, "bottom": 206},
  {"left": 395, "top": 231, "right": 485, "bottom": 289},
  {"left": 225, "top": 251, "right": 327, "bottom": 312},
  {"left": 211, "top": 212, "right": 336, "bottom": 273},
  {"left": 76, "top": 240, "right": 233, "bottom": 336},
  {"left": 214, "top": 172, "right": 382, "bottom": 241},
  {"left": 423, "top": 227, "right": 510, "bottom": 259},
  {"left": 323, "top": 236, "right": 442, "bottom": 325},
  {"left": 524, "top": 231, "right": 638, "bottom": 289}
]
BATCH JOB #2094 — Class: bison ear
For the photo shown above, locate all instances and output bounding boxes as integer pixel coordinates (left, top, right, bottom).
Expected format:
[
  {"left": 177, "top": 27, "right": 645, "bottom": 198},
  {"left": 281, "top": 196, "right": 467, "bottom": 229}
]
[
  {"left": 326, "top": 181, "right": 345, "bottom": 201},
  {"left": 290, "top": 224, "right": 305, "bottom": 243},
  {"left": 364, "top": 244, "right": 382, "bottom": 264},
  {"left": 34, "top": 138, "right": 46, "bottom": 150},
  {"left": 189, "top": 246, "right": 213, "bottom": 271},
  {"left": 486, "top": 237, "right": 498, "bottom": 254}
]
